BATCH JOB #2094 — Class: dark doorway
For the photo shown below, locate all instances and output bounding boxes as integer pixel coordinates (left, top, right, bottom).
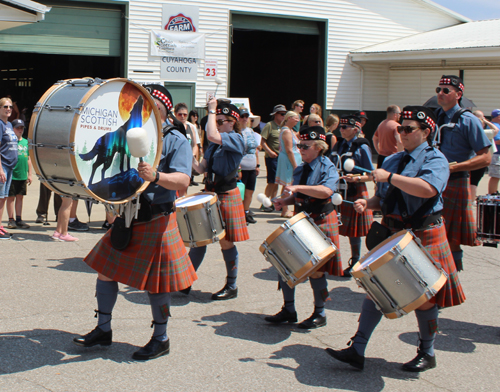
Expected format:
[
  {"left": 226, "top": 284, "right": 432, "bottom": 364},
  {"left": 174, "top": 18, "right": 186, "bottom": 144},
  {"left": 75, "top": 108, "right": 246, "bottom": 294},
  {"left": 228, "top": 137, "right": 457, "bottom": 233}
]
[
  {"left": 0, "top": 52, "right": 121, "bottom": 129},
  {"left": 230, "top": 28, "right": 324, "bottom": 125}
]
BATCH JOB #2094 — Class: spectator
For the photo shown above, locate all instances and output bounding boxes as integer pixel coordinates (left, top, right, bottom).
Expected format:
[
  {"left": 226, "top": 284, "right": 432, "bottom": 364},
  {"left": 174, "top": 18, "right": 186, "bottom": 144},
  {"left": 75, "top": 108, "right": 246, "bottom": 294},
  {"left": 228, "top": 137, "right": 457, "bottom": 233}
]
[
  {"left": 485, "top": 109, "right": 500, "bottom": 194},
  {"left": 0, "top": 97, "right": 19, "bottom": 239},
  {"left": 6, "top": 119, "right": 32, "bottom": 229},
  {"left": 372, "top": 105, "right": 403, "bottom": 167},
  {"left": 291, "top": 100, "right": 304, "bottom": 133},
  {"left": 303, "top": 103, "right": 322, "bottom": 126},
  {"left": 238, "top": 107, "right": 261, "bottom": 224},
  {"left": 260, "top": 104, "right": 287, "bottom": 211},
  {"left": 175, "top": 103, "right": 201, "bottom": 190},
  {"left": 354, "top": 110, "right": 369, "bottom": 138},
  {"left": 307, "top": 114, "right": 324, "bottom": 128},
  {"left": 51, "top": 197, "right": 79, "bottom": 242},
  {"left": 325, "top": 114, "right": 339, "bottom": 154},
  {"left": 275, "top": 111, "right": 302, "bottom": 218}
]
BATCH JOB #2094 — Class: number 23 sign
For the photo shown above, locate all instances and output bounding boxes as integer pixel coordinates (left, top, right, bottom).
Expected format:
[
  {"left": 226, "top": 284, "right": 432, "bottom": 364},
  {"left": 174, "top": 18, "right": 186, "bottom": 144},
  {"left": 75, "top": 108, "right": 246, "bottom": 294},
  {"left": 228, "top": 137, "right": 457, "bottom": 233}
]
[{"left": 205, "top": 59, "right": 218, "bottom": 79}]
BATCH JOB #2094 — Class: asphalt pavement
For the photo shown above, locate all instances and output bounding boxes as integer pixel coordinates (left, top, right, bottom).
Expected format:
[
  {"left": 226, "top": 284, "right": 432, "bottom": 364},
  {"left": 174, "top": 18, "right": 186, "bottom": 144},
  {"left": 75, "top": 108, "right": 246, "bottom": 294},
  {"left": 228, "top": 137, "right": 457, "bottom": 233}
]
[{"left": 0, "top": 154, "right": 499, "bottom": 391}]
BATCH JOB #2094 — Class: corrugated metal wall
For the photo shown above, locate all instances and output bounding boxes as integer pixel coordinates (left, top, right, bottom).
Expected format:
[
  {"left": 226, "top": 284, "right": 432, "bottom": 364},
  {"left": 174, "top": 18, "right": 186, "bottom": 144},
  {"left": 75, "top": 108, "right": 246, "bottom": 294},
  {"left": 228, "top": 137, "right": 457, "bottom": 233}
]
[{"left": 127, "top": 0, "right": 461, "bottom": 108}]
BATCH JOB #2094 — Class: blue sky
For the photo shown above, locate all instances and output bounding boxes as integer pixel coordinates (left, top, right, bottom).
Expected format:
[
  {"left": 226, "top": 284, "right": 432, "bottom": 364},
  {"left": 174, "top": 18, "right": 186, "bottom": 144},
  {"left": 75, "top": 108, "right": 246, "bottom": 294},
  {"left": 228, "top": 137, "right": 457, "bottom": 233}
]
[{"left": 431, "top": 0, "right": 500, "bottom": 20}]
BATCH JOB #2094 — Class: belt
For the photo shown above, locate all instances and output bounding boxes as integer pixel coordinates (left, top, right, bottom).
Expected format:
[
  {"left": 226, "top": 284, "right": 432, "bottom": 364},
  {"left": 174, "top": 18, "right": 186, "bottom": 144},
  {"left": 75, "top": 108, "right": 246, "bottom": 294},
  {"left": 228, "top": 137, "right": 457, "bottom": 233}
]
[
  {"left": 151, "top": 202, "right": 175, "bottom": 216},
  {"left": 449, "top": 171, "right": 469, "bottom": 180},
  {"left": 384, "top": 213, "right": 442, "bottom": 231}
]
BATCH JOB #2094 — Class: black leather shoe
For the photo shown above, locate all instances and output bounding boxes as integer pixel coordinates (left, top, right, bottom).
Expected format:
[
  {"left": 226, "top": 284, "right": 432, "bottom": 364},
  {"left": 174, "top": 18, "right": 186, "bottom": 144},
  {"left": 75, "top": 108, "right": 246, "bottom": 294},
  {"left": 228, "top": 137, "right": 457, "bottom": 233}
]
[
  {"left": 132, "top": 338, "right": 170, "bottom": 360},
  {"left": 297, "top": 313, "right": 327, "bottom": 329},
  {"left": 179, "top": 286, "right": 192, "bottom": 295},
  {"left": 402, "top": 350, "right": 436, "bottom": 372},
  {"left": 264, "top": 308, "right": 297, "bottom": 324},
  {"left": 246, "top": 213, "right": 256, "bottom": 224},
  {"left": 211, "top": 284, "right": 238, "bottom": 300},
  {"left": 342, "top": 258, "right": 354, "bottom": 278},
  {"left": 325, "top": 346, "right": 365, "bottom": 370},
  {"left": 73, "top": 327, "right": 112, "bottom": 347}
]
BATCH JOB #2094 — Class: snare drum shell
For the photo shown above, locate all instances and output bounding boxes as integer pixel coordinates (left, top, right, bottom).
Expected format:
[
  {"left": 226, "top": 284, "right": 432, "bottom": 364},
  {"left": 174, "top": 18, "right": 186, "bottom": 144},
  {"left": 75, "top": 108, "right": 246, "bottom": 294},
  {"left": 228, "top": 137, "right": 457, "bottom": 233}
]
[
  {"left": 175, "top": 192, "right": 225, "bottom": 247},
  {"left": 260, "top": 212, "right": 337, "bottom": 288},
  {"left": 352, "top": 230, "right": 446, "bottom": 319},
  {"left": 476, "top": 195, "right": 500, "bottom": 244}
]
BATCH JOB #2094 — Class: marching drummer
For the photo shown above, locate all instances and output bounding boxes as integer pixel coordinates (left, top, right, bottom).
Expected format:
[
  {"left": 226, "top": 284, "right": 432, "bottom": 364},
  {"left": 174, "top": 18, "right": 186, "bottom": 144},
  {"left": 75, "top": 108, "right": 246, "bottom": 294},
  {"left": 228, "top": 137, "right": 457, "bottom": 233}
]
[
  {"left": 73, "top": 84, "right": 197, "bottom": 361},
  {"left": 325, "top": 106, "right": 465, "bottom": 372},
  {"left": 186, "top": 98, "right": 249, "bottom": 300},
  {"left": 331, "top": 114, "right": 374, "bottom": 277},
  {"left": 265, "top": 125, "right": 342, "bottom": 329}
]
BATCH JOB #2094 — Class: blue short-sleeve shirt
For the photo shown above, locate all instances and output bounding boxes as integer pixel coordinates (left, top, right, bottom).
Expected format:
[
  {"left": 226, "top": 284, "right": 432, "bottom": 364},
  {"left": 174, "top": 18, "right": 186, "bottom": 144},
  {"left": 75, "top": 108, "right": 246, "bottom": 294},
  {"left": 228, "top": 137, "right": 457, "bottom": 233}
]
[
  {"left": 204, "top": 131, "right": 245, "bottom": 177},
  {"left": 144, "top": 129, "right": 192, "bottom": 204},
  {"left": 376, "top": 142, "right": 449, "bottom": 216},
  {"left": 331, "top": 137, "right": 374, "bottom": 174},
  {"left": 0, "top": 119, "right": 19, "bottom": 169},
  {"left": 436, "top": 104, "right": 491, "bottom": 162},
  {"left": 292, "top": 155, "right": 339, "bottom": 193}
]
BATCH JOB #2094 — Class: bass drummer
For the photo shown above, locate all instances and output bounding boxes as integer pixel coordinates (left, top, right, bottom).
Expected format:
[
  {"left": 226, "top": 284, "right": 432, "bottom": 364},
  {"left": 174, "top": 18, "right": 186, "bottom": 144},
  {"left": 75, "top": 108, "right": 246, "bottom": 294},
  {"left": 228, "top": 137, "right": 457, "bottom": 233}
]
[
  {"left": 325, "top": 106, "right": 465, "bottom": 372},
  {"left": 186, "top": 98, "right": 249, "bottom": 300},
  {"left": 264, "top": 125, "right": 343, "bottom": 329},
  {"left": 72, "top": 84, "right": 197, "bottom": 361}
]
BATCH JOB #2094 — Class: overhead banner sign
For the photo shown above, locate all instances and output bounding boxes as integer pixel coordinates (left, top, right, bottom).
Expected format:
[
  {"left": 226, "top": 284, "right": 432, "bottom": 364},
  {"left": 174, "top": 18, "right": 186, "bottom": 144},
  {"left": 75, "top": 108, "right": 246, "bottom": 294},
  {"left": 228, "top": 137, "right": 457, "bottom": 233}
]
[{"left": 150, "top": 30, "right": 205, "bottom": 58}]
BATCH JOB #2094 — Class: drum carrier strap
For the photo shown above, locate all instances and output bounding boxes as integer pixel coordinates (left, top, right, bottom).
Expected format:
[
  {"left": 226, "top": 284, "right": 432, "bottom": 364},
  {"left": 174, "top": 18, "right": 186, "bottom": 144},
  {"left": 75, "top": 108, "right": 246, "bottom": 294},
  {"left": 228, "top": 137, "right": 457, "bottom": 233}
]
[
  {"left": 205, "top": 145, "right": 237, "bottom": 193},
  {"left": 295, "top": 196, "right": 334, "bottom": 221}
]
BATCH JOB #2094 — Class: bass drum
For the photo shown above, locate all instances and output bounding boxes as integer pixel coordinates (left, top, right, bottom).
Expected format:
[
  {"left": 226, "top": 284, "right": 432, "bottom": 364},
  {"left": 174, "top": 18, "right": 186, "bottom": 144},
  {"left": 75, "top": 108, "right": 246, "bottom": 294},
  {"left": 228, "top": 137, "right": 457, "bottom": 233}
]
[{"left": 28, "top": 78, "right": 162, "bottom": 204}]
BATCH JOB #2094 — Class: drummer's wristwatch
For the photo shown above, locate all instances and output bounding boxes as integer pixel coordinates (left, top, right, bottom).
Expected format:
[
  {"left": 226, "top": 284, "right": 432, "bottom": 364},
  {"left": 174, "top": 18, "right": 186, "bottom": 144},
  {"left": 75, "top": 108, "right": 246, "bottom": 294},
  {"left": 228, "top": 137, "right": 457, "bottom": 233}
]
[
  {"left": 152, "top": 171, "right": 160, "bottom": 184},
  {"left": 209, "top": 110, "right": 216, "bottom": 114}
]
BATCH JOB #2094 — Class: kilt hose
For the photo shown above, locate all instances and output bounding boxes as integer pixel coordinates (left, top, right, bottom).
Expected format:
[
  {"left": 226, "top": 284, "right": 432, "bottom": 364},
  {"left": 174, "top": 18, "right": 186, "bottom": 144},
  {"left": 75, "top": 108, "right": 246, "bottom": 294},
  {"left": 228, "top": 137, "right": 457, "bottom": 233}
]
[
  {"left": 383, "top": 215, "right": 466, "bottom": 309},
  {"left": 442, "top": 177, "right": 478, "bottom": 247},
  {"left": 316, "top": 210, "right": 344, "bottom": 277},
  {"left": 339, "top": 182, "right": 373, "bottom": 237},
  {"left": 85, "top": 213, "right": 197, "bottom": 293},
  {"left": 216, "top": 187, "right": 249, "bottom": 243}
]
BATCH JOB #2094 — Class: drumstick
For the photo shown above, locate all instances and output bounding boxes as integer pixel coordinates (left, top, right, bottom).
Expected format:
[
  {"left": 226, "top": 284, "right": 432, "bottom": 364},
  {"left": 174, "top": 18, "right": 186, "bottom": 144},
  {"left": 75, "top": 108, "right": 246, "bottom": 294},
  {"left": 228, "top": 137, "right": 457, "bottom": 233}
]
[
  {"left": 449, "top": 161, "right": 457, "bottom": 167},
  {"left": 214, "top": 77, "right": 224, "bottom": 97},
  {"left": 344, "top": 158, "right": 373, "bottom": 174},
  {"left": 332, "top": 193, "right": 353, "bottom": 205},
  {"left": 127, "top": 127, "right": 150, "bottom": 162},
  {"left": 271, "top": 190, "right": 292, "bottom": 202}
]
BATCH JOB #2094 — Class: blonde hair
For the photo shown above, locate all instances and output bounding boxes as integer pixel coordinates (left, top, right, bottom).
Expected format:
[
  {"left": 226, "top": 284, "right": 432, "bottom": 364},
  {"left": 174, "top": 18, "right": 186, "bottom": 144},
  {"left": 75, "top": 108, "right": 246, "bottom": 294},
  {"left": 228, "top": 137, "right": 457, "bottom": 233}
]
[
  {"left": 310, "top": 103, "right": 322, "bottom": 117},
  {"left": 326, "top": 114, "right": 339, "bottom": 128},
  {"left": 0, "top": 97, "right": 12, "bottom": 107},
  {"left": 313, "top": 140, "right": 329, "bottom": 155},
  {"left": 308, "top": 114, "right": 323, "bottom": 127},
  {"left": 281, "top": 111, "right": 300, "bottom": 127}
]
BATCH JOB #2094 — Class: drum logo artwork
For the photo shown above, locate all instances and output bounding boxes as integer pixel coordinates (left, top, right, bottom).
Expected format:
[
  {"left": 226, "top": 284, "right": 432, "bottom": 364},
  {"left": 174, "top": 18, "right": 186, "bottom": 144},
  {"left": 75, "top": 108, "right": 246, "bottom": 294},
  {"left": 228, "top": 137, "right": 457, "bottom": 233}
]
[
  {"left": 75, "top": 81, "right": 158, "bottom": 202},
  {"left": 164, "top": 13, "right": 196, "bottom": 32}
]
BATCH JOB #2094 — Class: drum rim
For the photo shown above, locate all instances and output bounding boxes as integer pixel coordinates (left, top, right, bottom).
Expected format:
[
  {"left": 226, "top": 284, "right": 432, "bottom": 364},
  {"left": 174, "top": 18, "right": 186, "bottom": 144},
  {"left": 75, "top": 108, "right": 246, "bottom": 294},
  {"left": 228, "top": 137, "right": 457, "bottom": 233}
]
[
  {"left": 29, "top": 78, "right": 163, "bottom": 204},
  {"left": 352, "top": 230, "right": 411, "bottom": 277},
  {"left": 175, "top": 192, "right": 218, "bottom": 210},
  {"left": 183, "top": 230, "right": 226, "bottom": 247},
  {"left": 260, "top": 212, "right": 307, "bottom": 250}
]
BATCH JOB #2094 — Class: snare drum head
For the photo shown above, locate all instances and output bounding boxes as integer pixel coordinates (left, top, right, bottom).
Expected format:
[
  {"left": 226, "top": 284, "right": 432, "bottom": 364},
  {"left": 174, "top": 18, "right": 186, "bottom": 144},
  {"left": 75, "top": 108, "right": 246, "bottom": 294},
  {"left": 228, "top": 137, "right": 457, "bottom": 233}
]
[
  {"left": 73, "top": 79, "right": 162, "bottom": 202},
  {"left": 176, "top": 192, "right": 215, "bottom": 208},
  {"left": 358, "top": 231, "right": 409, "bottom": 270}
]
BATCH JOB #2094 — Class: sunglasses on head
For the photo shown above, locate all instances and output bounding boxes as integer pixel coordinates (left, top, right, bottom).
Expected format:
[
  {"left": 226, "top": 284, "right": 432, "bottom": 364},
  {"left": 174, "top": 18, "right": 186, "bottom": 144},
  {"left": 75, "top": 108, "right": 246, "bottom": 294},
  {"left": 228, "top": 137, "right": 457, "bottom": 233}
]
[
  {"left": 216, "top": 119, "right": 234, "bottom": 126},
  {"left": 297, "top": 143, "right": 312, "bottom": 150},
  {"left": 3, "top": 105, "right": 13, "bottom": 109},
  {"left": 397, "top": 125, "right": 421, "bottom": 134},
  {"left": 435, "top": 87, "right": 455, "bottom": 94}
]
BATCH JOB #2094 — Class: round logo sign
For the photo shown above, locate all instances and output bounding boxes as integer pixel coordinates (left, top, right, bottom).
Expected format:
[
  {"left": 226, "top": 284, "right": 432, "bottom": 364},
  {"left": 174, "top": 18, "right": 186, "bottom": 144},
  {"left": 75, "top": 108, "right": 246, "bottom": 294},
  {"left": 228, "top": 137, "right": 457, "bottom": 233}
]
[{"left": 165, "top": 13, "right": 196, "bottom": 32}]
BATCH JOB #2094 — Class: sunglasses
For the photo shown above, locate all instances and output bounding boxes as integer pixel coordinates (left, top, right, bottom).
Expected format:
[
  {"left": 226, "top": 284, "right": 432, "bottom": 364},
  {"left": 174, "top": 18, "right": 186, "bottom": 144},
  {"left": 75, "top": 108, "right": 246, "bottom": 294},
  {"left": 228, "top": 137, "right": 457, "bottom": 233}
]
[
  {"left": 397, "top": 125, "right": 421, "bottom": 134},
  {"left": 3, "top": 105, "right": 13, "bottom": 109},
  {"left": 277, "top": 112, "right": 286, "bottom": 116},
  {"left": 216, "top": 119, "right": 234, "bottom": 126},
  {"left": 297, "top": 144, "right": 312, "bottom": 150},
  {"left": 340, "top": 125, "right": 352, "bottom": 130},
  {"left": 240, "top": 114, "right": 249, "bottom": 118},
  {"left": 177, "top": 113, "right": 188, "bottom": 117},
  {"left": 435, "top": 87, "right": 455, "bottom": 94}
]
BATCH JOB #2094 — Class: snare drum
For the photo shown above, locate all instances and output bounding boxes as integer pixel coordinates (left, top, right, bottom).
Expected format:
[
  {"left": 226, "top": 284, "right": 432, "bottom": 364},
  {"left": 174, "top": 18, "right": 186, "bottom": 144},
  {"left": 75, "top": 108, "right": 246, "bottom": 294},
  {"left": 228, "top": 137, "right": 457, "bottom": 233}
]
[
  {"left": 28, "top": 78, "right": 162, "bottom": 204},
  {"left": 260, "top": 212, "right": 337, "bottom": 288},
  {"left": 352, "top": 230, "right": 447, "bottom": 319},
  {"left": 477, "top": 194, "right": 500, "bottom": 244},
  {"left": 175, "top": 192, "right": 225, "bottom": 247}
]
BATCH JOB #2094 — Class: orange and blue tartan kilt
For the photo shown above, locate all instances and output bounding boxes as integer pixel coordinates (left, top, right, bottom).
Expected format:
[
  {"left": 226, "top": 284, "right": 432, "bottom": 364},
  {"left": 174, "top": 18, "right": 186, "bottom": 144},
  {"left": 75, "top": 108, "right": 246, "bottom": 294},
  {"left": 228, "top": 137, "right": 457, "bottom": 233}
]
[
  {"left": 217, "top": 187, "right": 249, "bottom": 243},
  {"left": 442, "top": 177, "right": 478, "bottom": 247},
  {"left": 316, "top": 210, "right": 344, "bottom": 276},
  {"left": 339, "top": 182, "right": 373, "bottom": 237},
  {"left": 383, "top": 215, "right": 465, "bottom": 309},
  {"left": 84, "top": 213, "right": 197, "bottom": 293}
]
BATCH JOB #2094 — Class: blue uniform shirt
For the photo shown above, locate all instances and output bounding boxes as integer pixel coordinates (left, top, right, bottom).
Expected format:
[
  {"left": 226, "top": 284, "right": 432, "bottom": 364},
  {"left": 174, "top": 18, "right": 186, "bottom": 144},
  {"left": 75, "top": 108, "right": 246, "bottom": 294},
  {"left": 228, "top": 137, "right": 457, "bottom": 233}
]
[
  {"left": 144, "top": 129, "right": 192, "bottom": 204},
  {"left": 204, "top": 131, "right": 245, "bottom": 177},
  {"left": 332, "top": 136, "right": 374, "bottom": 174},
  {"left": 292, "top": 155, "right": 339, "bottom": 193},
  {"left": 376, "top": 142, "right": 449, "bottom": 216},
  {"left": 436, "top": 104, "right": 491, "bottom": 163}
]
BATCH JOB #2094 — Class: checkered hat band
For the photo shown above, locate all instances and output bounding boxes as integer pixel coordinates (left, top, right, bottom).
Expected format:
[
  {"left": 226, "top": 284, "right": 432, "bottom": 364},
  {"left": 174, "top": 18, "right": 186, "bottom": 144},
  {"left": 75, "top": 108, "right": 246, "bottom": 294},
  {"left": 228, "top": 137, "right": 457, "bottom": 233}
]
[
  {"left": 216, "top": 108, "right": 240, "bottom": 120},
  {"left": 402, "top": 110, "right": 436, "bottom": 129},
  {"left": 439, "top": 77, "right": 464, "bottom": 92},
  {"left": 299, "top": 134, "right": 326, "bottom": 141},
  {"left": 340, "top": 118, "right": 361, "bottom": 128},
  {"left": 152, "top": 90, "right": 172, "bottom": 110}
]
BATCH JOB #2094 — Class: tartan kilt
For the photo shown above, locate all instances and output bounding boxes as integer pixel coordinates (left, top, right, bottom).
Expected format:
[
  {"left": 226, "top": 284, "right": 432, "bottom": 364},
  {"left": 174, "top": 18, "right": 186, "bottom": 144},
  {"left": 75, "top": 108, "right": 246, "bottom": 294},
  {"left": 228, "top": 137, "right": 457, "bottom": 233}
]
[
  {"left": 84, "top": 213, "right": 197, "bottom": 293},
  {"left": 442, "top": 177, "right": 478, "bottom": 247},
  {"left": 217, "top": 187, "right": 249, "bottom": 243},
  {"left": 384, "top": 216, "right": 465, "bottom": 309},
  {"left": 316, "top": 210, "right": 344, "bottom": 276},
  {"left": 339, "top": 183, "right": 373, "bottom": 237}
]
